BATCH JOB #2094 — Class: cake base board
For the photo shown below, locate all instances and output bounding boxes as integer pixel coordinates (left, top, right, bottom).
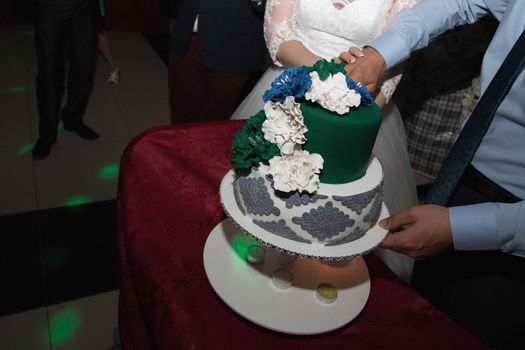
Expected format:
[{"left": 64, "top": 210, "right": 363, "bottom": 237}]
[{"left": 203, "top": 219, "right": 371, "bottom": 335}]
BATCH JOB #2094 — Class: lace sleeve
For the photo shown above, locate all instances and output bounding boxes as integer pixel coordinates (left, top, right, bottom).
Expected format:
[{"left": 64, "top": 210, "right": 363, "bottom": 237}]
[
  {"left": 379, "top": 0, "right": 421, "bottom": 103},
  {"left": 396, "top": 0, "right": 420, "bottom": 11},
  {"left": 264, "top": 0, "right": 298, "bottom": 67},
  {"left": 380, "top": 67, "right": 403, "bottom": 103}
]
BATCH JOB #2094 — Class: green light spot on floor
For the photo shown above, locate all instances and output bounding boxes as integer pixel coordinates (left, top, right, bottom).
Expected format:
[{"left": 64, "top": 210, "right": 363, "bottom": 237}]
[
  {"left": 18, "top": 143, "right": 35, "bottom": 155},
  {"left": 58, "top": 120, "right": 64, "bottom": 130},
  {"left": 1, "top": 86, "right": 27, "bottom": 94},
  {"left": 44, "top": 246, "right": 71, "bottom": 272},
  {"left": 99, "top": 163, "right": 120, "bottom": 180},
  {"left": 49, "top": 308, "right": 82, "bottom": 345},
  {"left": 65, "top": 196, "right": 92, "bottom": 207}
]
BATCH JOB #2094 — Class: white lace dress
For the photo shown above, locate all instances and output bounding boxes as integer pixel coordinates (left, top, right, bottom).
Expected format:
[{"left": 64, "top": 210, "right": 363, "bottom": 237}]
[{"left": 232, "top": 0, "right": 419, "bottom": 283}]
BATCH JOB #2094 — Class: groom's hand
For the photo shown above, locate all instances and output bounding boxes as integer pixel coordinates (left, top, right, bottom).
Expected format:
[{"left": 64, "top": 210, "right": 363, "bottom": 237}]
[
  {"left": 379, "top": 204, "right": 453, "bottom": 260},
  {"left": 339, "top": 47, "right": 386, "bottom": 94}
]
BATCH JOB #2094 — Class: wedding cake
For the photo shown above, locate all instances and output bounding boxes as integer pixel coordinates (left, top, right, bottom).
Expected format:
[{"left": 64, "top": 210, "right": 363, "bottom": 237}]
[{"left": 227, "top": 60, "right": 384, "bottom": 247}]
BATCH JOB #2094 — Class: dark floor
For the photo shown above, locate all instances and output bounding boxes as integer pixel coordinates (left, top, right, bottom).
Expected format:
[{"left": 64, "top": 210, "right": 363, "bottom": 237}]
[
  {"left": 0, "top": 29, "right": 170, "bottom": 349},
  {"left": 0, "top": 200, "right": 118, "bottom": 317}
]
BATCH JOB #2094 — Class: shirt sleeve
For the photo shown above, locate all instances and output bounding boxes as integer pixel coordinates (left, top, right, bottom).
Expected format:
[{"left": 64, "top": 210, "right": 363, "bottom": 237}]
[
  {"left": 264, "top": 0, "right": 299, "bottom": 67},
  {"left": 369, "top": 0, "right": 491, "bottom": 69},
  {"left": 378, "top": 0, "right": 421, "bottom": 103},
  {"left": 449, "top": 201, "right": 525, "bottom": 257}
]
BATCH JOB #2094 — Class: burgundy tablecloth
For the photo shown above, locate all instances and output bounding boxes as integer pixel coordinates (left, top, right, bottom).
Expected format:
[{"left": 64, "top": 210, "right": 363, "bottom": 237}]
[{"left": 117, "top": 121, "right": 486, "bottom": 350}]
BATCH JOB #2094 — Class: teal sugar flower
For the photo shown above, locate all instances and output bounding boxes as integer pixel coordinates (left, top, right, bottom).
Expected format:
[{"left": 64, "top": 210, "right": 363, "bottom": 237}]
[
  {"left": 232, "top": 111, "right": 280, "bottom": 169},
  {"left": 308, "top": 59, "right": 347, "bottom": 80}
]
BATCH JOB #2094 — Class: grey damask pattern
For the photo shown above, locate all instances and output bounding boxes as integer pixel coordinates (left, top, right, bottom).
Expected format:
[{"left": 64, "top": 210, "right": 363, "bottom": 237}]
[
  {"left": 233, "top": 184, "right": 246, "bottom": 215},
  {"left": 292, "top": 202, "right": 355, "bottom": 241},
  {"left": 276, "top": 191, "right": 329, "bottom": 209},
  {"left": 253, "top": 219, "right": 312, "bottom": 244},
  {"left": 363, "top": 192, "right": 383, "bottom": 223},
  {"left": 325, "top": 227, "right": 367, "bottom": 246},
  {"left": 238, "top": 177, "right": 280, "bottom": 216},
  {"left": 333, "top": 184, "right": 380, "bottom": 214}
]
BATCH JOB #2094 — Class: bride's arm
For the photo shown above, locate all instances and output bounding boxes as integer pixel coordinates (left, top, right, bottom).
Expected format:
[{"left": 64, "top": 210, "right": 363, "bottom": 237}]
[
  {"left": 277, "top": 41, "right": 322, "bottom": 67},
  {"left": 376, "top": 0, "right": 421, "bottom": 107},
  {"left": 265, "top": 0, "right": 322, "bottom": 67}
]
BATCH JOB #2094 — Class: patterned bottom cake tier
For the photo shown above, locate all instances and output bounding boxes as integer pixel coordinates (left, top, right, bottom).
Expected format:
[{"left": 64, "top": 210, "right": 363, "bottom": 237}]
[{"left": 232, "top": 157, "right": 384, "bottom": 246}]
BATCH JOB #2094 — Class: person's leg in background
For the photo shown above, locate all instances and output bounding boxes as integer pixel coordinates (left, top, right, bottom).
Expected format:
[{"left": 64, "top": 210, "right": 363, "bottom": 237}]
[
  {"left": 168, "top": 34, "right": 203, "bottom": 124},
  {"left": 33, "top": 3, "right": 67, "bottom": 159},
  {"left": 61, "top": 9, "right": 99, "bottom": 140},
  {"left": 202, "top": 69, "right": 250, "bottom": 122}
]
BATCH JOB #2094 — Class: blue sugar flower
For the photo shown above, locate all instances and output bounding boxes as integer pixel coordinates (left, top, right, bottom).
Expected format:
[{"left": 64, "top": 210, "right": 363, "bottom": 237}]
[
  {"left": 346, "top": 77, "right": 374, "bottom": 106},
  {"left": 263, "top": 66, "right": 312, "bottom": 103}
]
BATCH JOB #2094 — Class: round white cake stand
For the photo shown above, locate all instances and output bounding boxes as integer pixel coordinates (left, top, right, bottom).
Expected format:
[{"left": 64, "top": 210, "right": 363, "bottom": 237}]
[
  {"left": 203, "top": 219, "right": 371, "bottom": 335},
  {"left": 220, "top": 169, "right": 390, "bottom": 261}
]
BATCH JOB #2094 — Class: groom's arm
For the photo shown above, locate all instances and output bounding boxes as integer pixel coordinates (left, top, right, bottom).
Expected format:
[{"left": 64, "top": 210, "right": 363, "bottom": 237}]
[
  {"left": 371, "top": 0, "right": 492, "bottom": 69},
  {"left": 344, "top": 0, "right": 496, "bottom": 90}
]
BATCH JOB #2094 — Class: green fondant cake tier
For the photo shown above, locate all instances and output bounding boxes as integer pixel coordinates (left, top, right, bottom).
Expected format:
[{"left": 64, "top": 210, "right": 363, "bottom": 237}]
[{"left": 301, "top": 102, "right": 382, "bottom": 184}]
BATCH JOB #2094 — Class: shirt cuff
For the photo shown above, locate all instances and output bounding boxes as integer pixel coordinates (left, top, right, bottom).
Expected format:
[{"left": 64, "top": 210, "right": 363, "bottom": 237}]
[
  {"left": 449, "top": 203, "right": 499, "bottom": 251},
  {"left": 368, "top": 31, "right": 411, "bottom": 69}
]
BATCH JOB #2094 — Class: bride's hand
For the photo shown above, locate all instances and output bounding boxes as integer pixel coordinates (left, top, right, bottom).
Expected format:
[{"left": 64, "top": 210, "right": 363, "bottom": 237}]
[{"left": 336, "top": 47, "right": 364, "bottom": 64}]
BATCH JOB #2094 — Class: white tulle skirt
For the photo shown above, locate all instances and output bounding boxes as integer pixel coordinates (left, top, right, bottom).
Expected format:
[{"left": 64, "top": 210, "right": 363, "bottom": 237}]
[{"left": 231, "top": 66, "right": 418, "bottom": 284}]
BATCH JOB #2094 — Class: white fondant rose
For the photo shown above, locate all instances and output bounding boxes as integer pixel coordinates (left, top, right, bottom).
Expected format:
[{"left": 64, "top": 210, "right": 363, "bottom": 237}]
[
  {"left": 305, "top": 72, "right": 361, "bottom": 114},
  {"left": 262, "top": 96, "right": 308, "bottom": 155},
  {"left": 267, "top": 150, "right": 324, "bottom": 193}
]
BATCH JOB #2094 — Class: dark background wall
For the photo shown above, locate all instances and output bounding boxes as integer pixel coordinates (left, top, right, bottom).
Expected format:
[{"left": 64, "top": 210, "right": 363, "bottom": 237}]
[{"left": 0, "top": 0, "right": 169, "bottom": 32}]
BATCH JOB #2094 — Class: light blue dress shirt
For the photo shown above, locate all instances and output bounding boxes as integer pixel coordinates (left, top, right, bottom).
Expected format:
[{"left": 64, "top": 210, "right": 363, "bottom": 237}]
[{"left": 369, "top": 0, "right": 525, "bottom": 257}]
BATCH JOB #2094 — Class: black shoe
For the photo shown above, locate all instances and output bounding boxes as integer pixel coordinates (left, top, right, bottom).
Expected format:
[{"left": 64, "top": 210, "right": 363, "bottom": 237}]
[
  {"left": 32, "top": 139, "right": 55, "bottom": 160},
  {"left": 64, "top": 123, "right": 100, "bottom": 140}
]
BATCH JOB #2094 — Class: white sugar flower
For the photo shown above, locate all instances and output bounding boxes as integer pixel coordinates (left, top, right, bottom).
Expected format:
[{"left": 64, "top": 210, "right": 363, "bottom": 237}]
[
  {"left": 305, "top": 71, "right": 361, "bottom": 114},
  {"left": 267, "top": 150, "right": 324, "bottom": 193},
  {"left": 262, "top": 96, "right": 308, "bottom": 155}
]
